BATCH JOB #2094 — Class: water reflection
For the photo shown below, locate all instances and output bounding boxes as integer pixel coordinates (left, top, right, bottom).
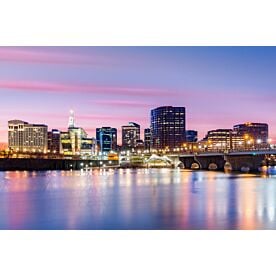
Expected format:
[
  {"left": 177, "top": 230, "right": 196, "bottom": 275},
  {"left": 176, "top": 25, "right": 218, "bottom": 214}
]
[{"left": 0, "top": 169, "right": 276, "bottom": 229}]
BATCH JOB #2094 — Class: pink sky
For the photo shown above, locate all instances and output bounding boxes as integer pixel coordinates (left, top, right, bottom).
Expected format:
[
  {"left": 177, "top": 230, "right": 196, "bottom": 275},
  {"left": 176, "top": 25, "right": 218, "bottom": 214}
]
[{"left": 0, "top": 47, "right": 275, "bottom": 145}]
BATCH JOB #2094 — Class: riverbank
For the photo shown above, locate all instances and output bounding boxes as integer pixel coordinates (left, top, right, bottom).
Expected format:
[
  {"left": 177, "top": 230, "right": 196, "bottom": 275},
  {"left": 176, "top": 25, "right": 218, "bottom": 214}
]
[{"left": 0, "top": 158, "right": 119, "bottom": 171}]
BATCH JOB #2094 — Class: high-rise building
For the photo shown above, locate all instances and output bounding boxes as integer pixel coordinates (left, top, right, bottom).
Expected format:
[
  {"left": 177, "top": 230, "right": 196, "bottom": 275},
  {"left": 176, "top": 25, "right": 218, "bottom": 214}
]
[
  {"left": 61, "top": 127, "right": 88, "bottom": 155},
  {"left": 233, "top": 122, "right": 269, "bottom": 147},
  {"left": 68, "top": 127, "right": 88, "bottom": 155},
  {"left": 8, "top": 120, "right": 48, "bottom": 152},
  {"left": 144, "top": 128, "right": 151, "bottom": 151},
  {"left": 48, "top": 129, "right": 61, "bottom": 154},
  {"left": 122, "top": 122, "right": 140, "bottom": 150},
  {"left": 150, "top": 106, "right": 186, "bottom": 150},
  {"left": 61, "top": 111, "right": 93, "bottom": 156},
  {"left": 203, "top": 129, "right": 244, "bottom": 151},
  {"left": 96, "top": 127, "right": 117, "bottom": 153},
  {"left": 186, "top": 130, "right": 198, "bottom": 142}
]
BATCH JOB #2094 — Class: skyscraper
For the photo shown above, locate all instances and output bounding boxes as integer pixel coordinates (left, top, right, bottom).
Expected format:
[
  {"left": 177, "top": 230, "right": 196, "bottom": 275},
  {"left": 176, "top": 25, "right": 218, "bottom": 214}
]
[
  {"left": 48, "top": 129, "right": 61, "bottom": 154},
  {"left": 122, "top": 122, "right": 140, "bottom": 150},
  {"left": 61, "top": 111, "right": 92, "bottom": 156},
  {"left": 150, "top": 106, "right": 186, "bottom": 150},
  {"left": 8, "top": 120, "right": 48, "bottom": 152},
  {"left": 96, "top": 127, "right": 117, "bottom": 153},
  {"left": 68, "top": 127, "right": 88, "bottom": 155},
  {"left": 144, "top": 128, "right": 151, "bottom": 151}
]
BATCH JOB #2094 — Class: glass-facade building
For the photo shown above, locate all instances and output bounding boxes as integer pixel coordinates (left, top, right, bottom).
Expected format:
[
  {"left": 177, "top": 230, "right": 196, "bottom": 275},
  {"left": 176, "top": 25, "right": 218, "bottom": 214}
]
[
  {"left": 96, "top": 127, "right": 117, "bottom": 153},
  {"left": 150, "top": 106, "right": 186, "bottom": 150},
  {"left": 144, "top": 128, "right": 151, "bottom": 151},
  {"left": 186, "top": 130, "right": 198, "bottom": 142}
]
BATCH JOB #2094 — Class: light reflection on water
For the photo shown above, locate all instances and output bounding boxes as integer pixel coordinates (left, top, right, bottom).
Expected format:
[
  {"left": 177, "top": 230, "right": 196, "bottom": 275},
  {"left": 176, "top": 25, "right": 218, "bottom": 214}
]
[{"left": 0, "top": 169, "right": 276, "bottom": 230}]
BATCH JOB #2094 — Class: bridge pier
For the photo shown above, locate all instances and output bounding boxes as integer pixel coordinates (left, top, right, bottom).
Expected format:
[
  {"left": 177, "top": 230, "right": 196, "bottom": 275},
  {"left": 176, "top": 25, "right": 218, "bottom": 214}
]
[{"left": 177, "top": 151, "right": 273, "bottom": 172}]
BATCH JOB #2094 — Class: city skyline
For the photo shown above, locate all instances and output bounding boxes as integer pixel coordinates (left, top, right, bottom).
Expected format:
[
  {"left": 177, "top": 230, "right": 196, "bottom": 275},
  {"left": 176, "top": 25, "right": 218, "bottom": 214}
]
[{"left": 0, "top": 47, "right": 275, "bottom": 144}]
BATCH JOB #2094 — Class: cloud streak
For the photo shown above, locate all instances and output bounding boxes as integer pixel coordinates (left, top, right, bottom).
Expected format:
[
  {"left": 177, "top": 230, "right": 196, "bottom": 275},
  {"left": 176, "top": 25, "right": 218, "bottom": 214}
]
[
  {"left": 0, "top": 80, "right": 174, "bottom": 97},
  {"left": 92, "top": 100, "right": 154, "bottom": 108},
  {"left": 0, "top": 47, "right": 115, "bottom": 66}
]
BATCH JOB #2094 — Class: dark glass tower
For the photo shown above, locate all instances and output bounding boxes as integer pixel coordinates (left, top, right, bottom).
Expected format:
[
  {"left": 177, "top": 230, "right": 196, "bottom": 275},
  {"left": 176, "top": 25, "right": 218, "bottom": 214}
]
[
  {"left": 144, "top": 128, "right": 151, "bottom": 151},
  {"left": 150, "top": 106, "right": 186, "bottom": 150},
  {"left": 186, "top": 130, "right": 198, "bottom": 142},
  {"left": 96, "top": 127, "right": 117, "bottom": 152}
]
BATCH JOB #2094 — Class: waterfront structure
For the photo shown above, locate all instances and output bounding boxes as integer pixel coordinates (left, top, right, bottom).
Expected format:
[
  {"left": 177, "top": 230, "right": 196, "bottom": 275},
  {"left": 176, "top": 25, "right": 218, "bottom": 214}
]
[
  {"left": 122, "top": 122, "right": 140, "bottom": 150},
  {"left": 60, "top": 111, "right": 96, "bottom": 157},
  {"left": 144, "top": 128, "right": 151, "bottom": 151},
  {"left": 233, "top": 122, "right": 269, "bottom": 148},
  {"left": 68, "top": 127, "right": 88, "bottom": 155},
  {"left": 47, "top": 129, "right": 61, "bottom": 154},
  {"left": 203, "top": 129, "right": 244, "bottom": 151},
  {"left": 61, "top": 127, "right": 89, "bottom": 156},
  {"left": 96, "top": 127, "right": 117, "bottom": 153},
  {"left": 150, "top": 106, "right": 186, "bottom": 150},
  {"left": 8, "top": 120, "right": 48, "bottom": 152},
  {"left": 186, "top": 130, "right": 198, "bottom": 142},
  {"left": 60, "top": 132, "right": 72, "bottom": 155},
  {"left": 80, "top": 137, "right": 97, "bottom": 158}
]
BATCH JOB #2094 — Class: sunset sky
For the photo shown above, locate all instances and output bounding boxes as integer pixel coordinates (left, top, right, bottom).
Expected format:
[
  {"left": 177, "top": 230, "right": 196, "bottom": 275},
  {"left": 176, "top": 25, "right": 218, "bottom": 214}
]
[{"left": 0, "top": 46, "right": 275, "bottom": 144}]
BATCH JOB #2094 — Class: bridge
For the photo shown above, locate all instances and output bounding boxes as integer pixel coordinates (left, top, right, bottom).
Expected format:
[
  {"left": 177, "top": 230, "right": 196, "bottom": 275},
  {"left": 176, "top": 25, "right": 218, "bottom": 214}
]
[{"left": 155, "top": 150, "right": 276, "bottom": 172}]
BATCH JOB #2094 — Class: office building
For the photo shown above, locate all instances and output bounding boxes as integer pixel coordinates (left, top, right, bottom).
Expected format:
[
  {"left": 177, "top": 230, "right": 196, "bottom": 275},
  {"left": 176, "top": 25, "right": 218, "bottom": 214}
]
[
  {"left": 8, "top": 120, "right": 48, "bottom": 152},
  {"left": 122, "top": 122, "right": 140, "bottom": 150},
  {"left": 48, "top": 129, "right": 61, "bottom": 154},
  {"left": 61, "top": 127, "right": 88, "bottom": 156},
  {"left": 60, "top": 131, "right": 72, "bottom": 155},
  {"left": 60, "top": 111, "right": 94, "bottom": 156},
  {"left": 233, "top": 122, "right": 269, "bottom": 147},
  {"left": 144, "top": 128, "right": 151, "bottom": 151},
  {"left": 204, "top": 129, "right": 244, "bottom": 151},
  {"left": 80, "top": 137, "right": 97, "bottom": 157},
  {"left": 186, "top": 130, "right": 198, "bottom": 142},
  {"left": 96, "top": 127, "right": 117, "bottom": 153},
  {"left": 150, "top": 106, "right": 186, "bottom": 150}
]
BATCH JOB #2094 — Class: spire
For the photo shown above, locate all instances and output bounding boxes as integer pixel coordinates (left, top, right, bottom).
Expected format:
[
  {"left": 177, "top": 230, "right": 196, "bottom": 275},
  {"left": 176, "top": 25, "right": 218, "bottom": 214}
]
[{"left": 68, "top": 109, "right": 75, "bottom": 128}]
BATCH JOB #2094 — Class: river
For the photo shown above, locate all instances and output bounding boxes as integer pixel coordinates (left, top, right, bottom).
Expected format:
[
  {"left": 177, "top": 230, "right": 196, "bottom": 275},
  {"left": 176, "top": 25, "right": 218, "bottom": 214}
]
[{"left": 0, "top": 168, "right": 276, "bottom": 230}]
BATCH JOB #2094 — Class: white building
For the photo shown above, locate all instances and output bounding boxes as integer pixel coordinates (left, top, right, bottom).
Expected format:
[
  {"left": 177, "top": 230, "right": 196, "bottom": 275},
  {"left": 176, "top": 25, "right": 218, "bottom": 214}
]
[{"left": 8, "top": 120, "right": 48, "bottom": 152}]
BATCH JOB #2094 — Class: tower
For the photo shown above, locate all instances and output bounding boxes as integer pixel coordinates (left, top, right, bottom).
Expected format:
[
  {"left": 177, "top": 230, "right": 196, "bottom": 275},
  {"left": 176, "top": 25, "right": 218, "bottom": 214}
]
[
  {"left": 68, "top": 110, "right": 75, "bottom": 128},
  {"left": 150, "top": 106, "right": 186, "bottom": 150}
]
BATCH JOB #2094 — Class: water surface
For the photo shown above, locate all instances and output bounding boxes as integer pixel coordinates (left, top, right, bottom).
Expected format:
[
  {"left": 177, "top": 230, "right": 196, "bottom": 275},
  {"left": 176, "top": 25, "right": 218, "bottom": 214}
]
[{"left": 0, "top": 169, "right": 275, "bottom": 230}]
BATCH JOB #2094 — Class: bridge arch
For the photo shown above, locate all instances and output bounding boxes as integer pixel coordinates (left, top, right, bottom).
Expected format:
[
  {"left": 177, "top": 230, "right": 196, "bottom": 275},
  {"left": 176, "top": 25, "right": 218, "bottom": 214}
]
[
  {"left": 191, "top": 162, "right": 201, "bottom": 170},
  {"left": 175, "top": 161, "right": 185, "bottom": 169},
  {"left": 208, "top": 163, "right": 218, "bottom": 171},
  {"left": 240, "top": 162, "right": 253, "bottom": 173}
]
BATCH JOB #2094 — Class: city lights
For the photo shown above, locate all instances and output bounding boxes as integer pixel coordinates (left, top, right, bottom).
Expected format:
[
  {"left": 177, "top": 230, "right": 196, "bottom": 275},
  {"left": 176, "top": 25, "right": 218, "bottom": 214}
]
[{"left": 0, "top": 106, "right": 274, "bottom": 165}]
